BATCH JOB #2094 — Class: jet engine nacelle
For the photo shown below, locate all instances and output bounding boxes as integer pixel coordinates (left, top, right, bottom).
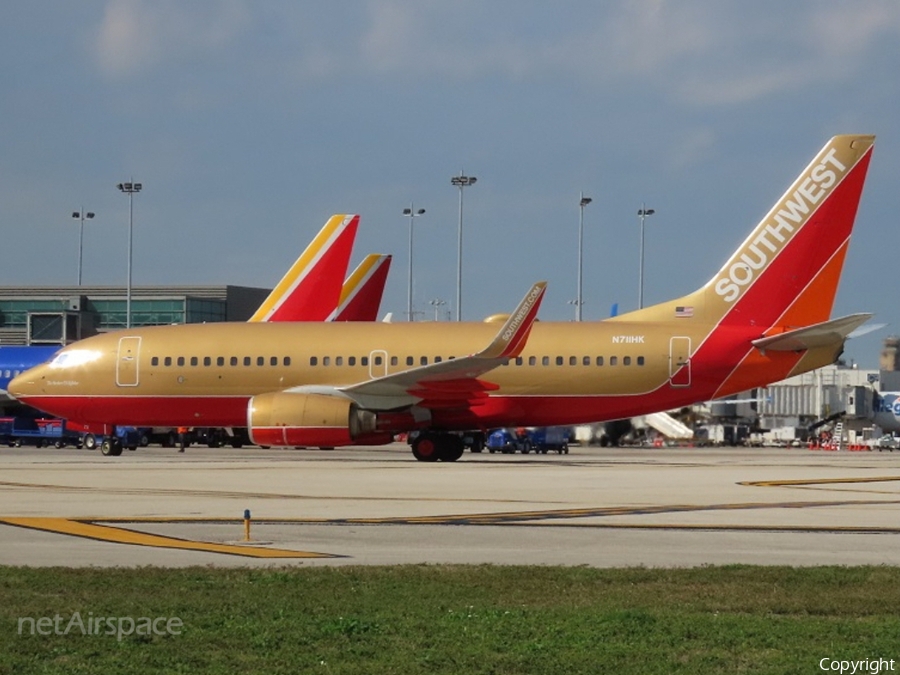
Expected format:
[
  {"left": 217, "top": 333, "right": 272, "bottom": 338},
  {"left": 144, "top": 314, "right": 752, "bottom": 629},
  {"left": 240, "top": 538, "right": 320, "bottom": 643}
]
[{"left": 248, "top": 392, "right": 379, "bottom": 447}]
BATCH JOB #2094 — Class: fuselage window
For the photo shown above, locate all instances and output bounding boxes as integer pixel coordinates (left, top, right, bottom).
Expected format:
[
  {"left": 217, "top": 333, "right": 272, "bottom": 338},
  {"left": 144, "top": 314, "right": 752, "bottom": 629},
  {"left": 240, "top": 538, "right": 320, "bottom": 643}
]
[
  {"left": 637, "top": 356, "right": 645, "bottom": 366},
  {"left": 177, "top": 357, "right": 185, "bottom": 366},
  {"left": 374, "top": 355, "right": 383, "bottom": 366},
  {"left": 257, "top": 356, "right": 265, "bottom": 366},
  {"left": 406, "top": 356, "right": 414, "bottom": 366},
  {"left": 271, "top": 356, "right": 278, "bottom": 366},
  {"left": 515, "top": 357, "right": 523, "bottom": 366},
  {"left": 556, "top": 356, "right": 563, "bottom": 366},
  {"left": 361, "top": 356, "right": 369, "bottom": 366},
  {"left": 284, "top": 356, "right": 291, "bottom": 366},
  {"left": 244, "top": 356, "right": 252, "bottom": 366},
  {"left": 435, "top": 356, "right": 442, "bottom": 363},
  {"left": 216, "top": 356, "right": 225, "bottom": 366},
  {"left": 164, "top": 357, "right": 172, "bottom": 367},
  {"left": 230, "top": 356, "right": 238, "bottom": 366},
  {"left": 151, "top": 357, "right": 159, "bottom": 366},
  {"left": 190, "top": 357, "right": 198, "bottom": 366},
  {"left": 323, "top": 356, "right": 331, "bottom": 366},
  {"left": 335, "top": 356, "right": 343, "bottom": 366},
  {"left": 529, "top": 356, "right": 536, "bottom": 366},
  {"left": 204, "top": 357, "right": 212, "bottom": 366},
  {"left": 348, "top": 356, "right": 356, "bottom": 366},
  {"left": 623, "top": 356, "right": 632, "bottom": 366},
  {"left": 390, "top": 356, "right": 398, "bottom": 366},
  {"left": 310, "top": 356, "right": 318, "bottom": 366},
  {"left": 569, "top": 356, "right": 577, "bottom": 366},
  {"left": 596, "top": 356, "right": 604, "bottom": 366},
  {"left": 582, "top": 356, "right": 590, "bottom": 366},
  {"left": 542, "top": 356, "right": 550, "bottom": 366},
  {"left": 420, "top": 356, "right": 428, "bottom": 366},
  {"left": 610, "top": 356, "right": 618, "bottom": 366}
]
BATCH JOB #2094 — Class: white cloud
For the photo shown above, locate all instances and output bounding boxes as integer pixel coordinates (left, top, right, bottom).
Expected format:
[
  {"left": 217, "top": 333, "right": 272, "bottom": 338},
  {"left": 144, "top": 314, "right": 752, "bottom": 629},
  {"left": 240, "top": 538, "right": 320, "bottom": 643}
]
[{"left": 93, "top": 0, "right": 249, "bottom": 77}]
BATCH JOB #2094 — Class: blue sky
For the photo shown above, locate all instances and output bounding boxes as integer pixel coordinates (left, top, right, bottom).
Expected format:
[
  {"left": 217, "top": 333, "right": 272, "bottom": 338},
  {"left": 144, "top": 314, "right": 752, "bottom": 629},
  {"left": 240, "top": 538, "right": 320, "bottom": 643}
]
[{"left": 2, "top": 1, "right": 898, "bottom": 367}]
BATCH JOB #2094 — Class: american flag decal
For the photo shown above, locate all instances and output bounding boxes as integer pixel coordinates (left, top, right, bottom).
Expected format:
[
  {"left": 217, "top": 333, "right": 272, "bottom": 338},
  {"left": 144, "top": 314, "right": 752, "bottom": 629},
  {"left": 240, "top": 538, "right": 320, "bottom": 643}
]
[{"left": 675, "top": 306, "right": 693, "bottom": 318}]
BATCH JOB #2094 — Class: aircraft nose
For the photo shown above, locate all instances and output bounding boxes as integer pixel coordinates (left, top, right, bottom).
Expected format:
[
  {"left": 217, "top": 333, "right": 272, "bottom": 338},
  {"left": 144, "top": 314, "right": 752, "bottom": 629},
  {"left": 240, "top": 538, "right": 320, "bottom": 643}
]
[{"left": 8, "top": 368, "right": 40, "bottom": 400}]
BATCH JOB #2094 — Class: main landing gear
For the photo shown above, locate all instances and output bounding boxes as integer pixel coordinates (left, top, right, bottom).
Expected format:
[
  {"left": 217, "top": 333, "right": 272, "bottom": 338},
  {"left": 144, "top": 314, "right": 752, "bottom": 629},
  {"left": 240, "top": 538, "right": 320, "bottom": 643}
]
[{"left": 410, "top": 432, "right": 465, "bottom": 462}]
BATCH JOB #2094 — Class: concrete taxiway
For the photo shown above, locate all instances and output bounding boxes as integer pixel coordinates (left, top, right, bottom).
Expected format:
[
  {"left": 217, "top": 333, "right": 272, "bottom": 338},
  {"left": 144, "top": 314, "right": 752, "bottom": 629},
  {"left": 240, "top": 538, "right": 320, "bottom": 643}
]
[{"left": 1, "top": 442, "right": 899, "bottom": 567}]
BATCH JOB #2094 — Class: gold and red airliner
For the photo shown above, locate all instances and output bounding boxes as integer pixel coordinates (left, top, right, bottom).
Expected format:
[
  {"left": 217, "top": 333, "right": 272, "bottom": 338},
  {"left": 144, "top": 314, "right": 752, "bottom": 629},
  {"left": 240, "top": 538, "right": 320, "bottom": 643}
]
[{"left": 10, "top": 135, "right": 875, "bottom": 461}]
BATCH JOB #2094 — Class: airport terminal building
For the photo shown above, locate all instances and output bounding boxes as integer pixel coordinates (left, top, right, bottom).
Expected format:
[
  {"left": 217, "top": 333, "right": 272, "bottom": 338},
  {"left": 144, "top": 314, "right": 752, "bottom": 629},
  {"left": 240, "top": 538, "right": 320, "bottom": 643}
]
[{"left": 0, "top": 285, "right": 271, "bottom": 346}]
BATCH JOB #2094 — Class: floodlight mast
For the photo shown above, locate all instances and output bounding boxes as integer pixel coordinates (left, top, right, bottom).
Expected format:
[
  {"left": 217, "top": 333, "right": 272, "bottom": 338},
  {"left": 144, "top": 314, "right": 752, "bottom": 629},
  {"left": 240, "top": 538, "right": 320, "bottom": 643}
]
[
  {"left": 450, "top": 171, "right": 476, "bottom": 321},
  {"left": 71, "top": 208, "right": 95, "bottom": 286},
  {"left": 117, "top": 181, "right": 142, "bottom": 328}
]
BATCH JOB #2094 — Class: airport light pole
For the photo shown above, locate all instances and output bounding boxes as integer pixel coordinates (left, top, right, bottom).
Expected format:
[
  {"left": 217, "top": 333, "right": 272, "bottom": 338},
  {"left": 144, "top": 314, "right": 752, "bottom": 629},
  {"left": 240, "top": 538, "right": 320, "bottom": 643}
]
[
  {"left": 429, "top": 298, "right": 446, "bottom": 321},
  {"left": 403, "top": 204, "right": 426, "bottom": 322},
  {"left": 71, "top": 208, "right": 95, "bottom": 286},
  {"left": 117, "top": 180, "right": 142, "bottom": 329},
  {"left": 576, "top": 193, "right": 592, "bottom": 321},
  {"left": 451, "top": 171, "right": 476, "bottom": 321},
  {"left": 637, "top": 203, "right": 655, "bottom": 309}
]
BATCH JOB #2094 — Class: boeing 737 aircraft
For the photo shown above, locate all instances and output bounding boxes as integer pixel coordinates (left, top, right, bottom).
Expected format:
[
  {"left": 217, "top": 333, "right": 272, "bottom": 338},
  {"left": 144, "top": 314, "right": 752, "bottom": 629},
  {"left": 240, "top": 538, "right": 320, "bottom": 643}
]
[{"left": 10, "top": 135, "right": 875, "bottom": 461}]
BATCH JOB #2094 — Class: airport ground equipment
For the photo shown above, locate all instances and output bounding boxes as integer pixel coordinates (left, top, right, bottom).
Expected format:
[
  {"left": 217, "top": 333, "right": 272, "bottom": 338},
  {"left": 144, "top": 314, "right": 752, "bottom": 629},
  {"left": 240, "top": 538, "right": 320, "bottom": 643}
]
[
  {"left": 486, "top": 427, "right": 570, "bottom": 454},
  {"left": 0, "top": 416, "right": 83, "bottom": 448}
]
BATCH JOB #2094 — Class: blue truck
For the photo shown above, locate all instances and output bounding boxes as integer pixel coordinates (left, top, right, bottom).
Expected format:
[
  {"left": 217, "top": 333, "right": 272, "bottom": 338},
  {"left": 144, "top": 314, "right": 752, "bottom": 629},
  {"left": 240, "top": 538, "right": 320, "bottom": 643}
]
[
  {"left": 486, "top": 427, "right": 570, "bottom": 454},
  {"left": 0, "top": 416, "right": 83, "bottom": 448}
]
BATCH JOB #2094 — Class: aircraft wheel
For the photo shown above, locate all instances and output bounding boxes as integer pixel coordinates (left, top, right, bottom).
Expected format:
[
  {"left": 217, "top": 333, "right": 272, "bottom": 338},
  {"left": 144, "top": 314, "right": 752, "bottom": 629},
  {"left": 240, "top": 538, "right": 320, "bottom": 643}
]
[
  {"left": 54, "top": 441, "right": 64, "bottom": 449},
  {"left": 13, "top": 439, "right": 22, "bottom": 447},
  {"left": 411, "top": 435, "right": 440, "bottom": 462},
  {"left": 83, "top": 434, "right": 97, "bottom": 450},
  {"left": 439, "top": 436, "right": 465, "bottom": 462},
  {"left": 100, "top": 438, "right": 123, "bottom": 457}
]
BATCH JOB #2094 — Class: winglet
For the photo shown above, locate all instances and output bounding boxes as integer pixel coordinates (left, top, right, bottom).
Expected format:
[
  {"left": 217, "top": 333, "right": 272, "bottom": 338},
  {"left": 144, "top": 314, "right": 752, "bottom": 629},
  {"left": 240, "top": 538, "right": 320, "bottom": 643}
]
[{"left": 482, "top": 282, "right": 546, "bottom": 359}]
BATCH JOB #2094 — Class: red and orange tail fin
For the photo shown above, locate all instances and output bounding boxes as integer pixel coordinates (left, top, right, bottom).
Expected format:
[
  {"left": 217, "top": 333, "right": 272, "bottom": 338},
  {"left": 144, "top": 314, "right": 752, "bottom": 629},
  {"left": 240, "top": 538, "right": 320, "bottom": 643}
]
[
  {"left": 249, "top": 214, "right": 359, "bottom": 322},
  {"left": 703, "top": 135, "right": 874, "bottom": 329},
  {"left": 327, "top": 254, "right": 392, "bottom": 322}
]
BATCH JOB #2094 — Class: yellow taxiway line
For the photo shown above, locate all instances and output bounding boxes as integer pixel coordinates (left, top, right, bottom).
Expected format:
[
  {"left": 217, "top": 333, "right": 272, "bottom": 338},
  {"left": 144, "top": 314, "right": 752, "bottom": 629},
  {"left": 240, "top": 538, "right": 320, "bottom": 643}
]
[{"left": 0, "top": 517, "right": 337, "bottom": 559}]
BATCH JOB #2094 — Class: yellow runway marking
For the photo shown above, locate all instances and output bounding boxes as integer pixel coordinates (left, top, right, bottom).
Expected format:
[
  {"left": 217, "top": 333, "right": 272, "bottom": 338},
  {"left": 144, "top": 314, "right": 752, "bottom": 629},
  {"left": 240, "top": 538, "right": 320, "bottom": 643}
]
[
  {"left": 0, "top": 480, "right": 551, "bottom": 504},
  {"left": 0, "top": 517, "right": 337, "bottom": 559},
  {"left": 95, "top": 499, "right": 900, "bottom": 529},
  {"left": 742, "top": 476, "right": 900, "bottom": 488}
]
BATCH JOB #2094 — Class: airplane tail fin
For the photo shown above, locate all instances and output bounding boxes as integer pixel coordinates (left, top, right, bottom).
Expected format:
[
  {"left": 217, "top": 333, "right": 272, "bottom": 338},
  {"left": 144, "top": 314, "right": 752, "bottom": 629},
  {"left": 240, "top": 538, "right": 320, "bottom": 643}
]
[
  {"left": 249, "top": 214, "right": 359, "bottom": 322},
  {"left": 627, "top": 136, "right": 874, "bottom": 330},
  {"left": 327, "top": 254, "right": 392, "bottom": 322},
  {"left": 702, "top": 135, "right": 873, "bottom": 328}
]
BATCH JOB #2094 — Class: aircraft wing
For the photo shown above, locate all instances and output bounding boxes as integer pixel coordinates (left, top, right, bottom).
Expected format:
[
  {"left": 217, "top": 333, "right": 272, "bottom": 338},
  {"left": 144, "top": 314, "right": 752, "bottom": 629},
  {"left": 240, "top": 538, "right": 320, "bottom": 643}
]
[
  {"left": 287, "top": 282, "right": 547, "bottom": 411},
  {"left": 752, "top": 313, "right": 873, "bottom": 353}
]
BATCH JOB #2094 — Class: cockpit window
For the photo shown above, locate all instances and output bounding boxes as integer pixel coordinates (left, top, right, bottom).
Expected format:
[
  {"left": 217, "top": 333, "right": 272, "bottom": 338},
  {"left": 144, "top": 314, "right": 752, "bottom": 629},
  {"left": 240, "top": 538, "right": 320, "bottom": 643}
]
[{"left": 49, "top": 350, "right": 102, "bottom": 369}]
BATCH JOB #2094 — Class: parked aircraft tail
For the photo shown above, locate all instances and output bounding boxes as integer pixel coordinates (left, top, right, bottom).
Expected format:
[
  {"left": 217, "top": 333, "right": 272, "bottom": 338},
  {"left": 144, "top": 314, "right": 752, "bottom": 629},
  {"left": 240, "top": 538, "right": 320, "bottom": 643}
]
[
  {"left": 248, "top": 214, "right": 359, "bottom": 322},
  {"left": 327, "top": 254, "right": 392, "bottom": 322}
]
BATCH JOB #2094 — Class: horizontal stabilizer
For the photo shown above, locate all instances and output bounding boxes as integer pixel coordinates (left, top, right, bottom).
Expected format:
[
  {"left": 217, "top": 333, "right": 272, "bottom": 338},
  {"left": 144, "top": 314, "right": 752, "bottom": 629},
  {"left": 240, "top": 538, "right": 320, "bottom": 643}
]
[{"left": 751, "top": 313, "right": 873, "bottom": 353}]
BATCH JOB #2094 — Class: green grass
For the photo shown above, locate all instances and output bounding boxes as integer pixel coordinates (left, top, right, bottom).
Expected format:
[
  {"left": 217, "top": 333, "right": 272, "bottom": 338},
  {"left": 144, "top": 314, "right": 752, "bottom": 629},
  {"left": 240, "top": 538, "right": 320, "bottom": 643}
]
[{"left": 3, "top": 565, "right": 900, "bottom": 674}]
